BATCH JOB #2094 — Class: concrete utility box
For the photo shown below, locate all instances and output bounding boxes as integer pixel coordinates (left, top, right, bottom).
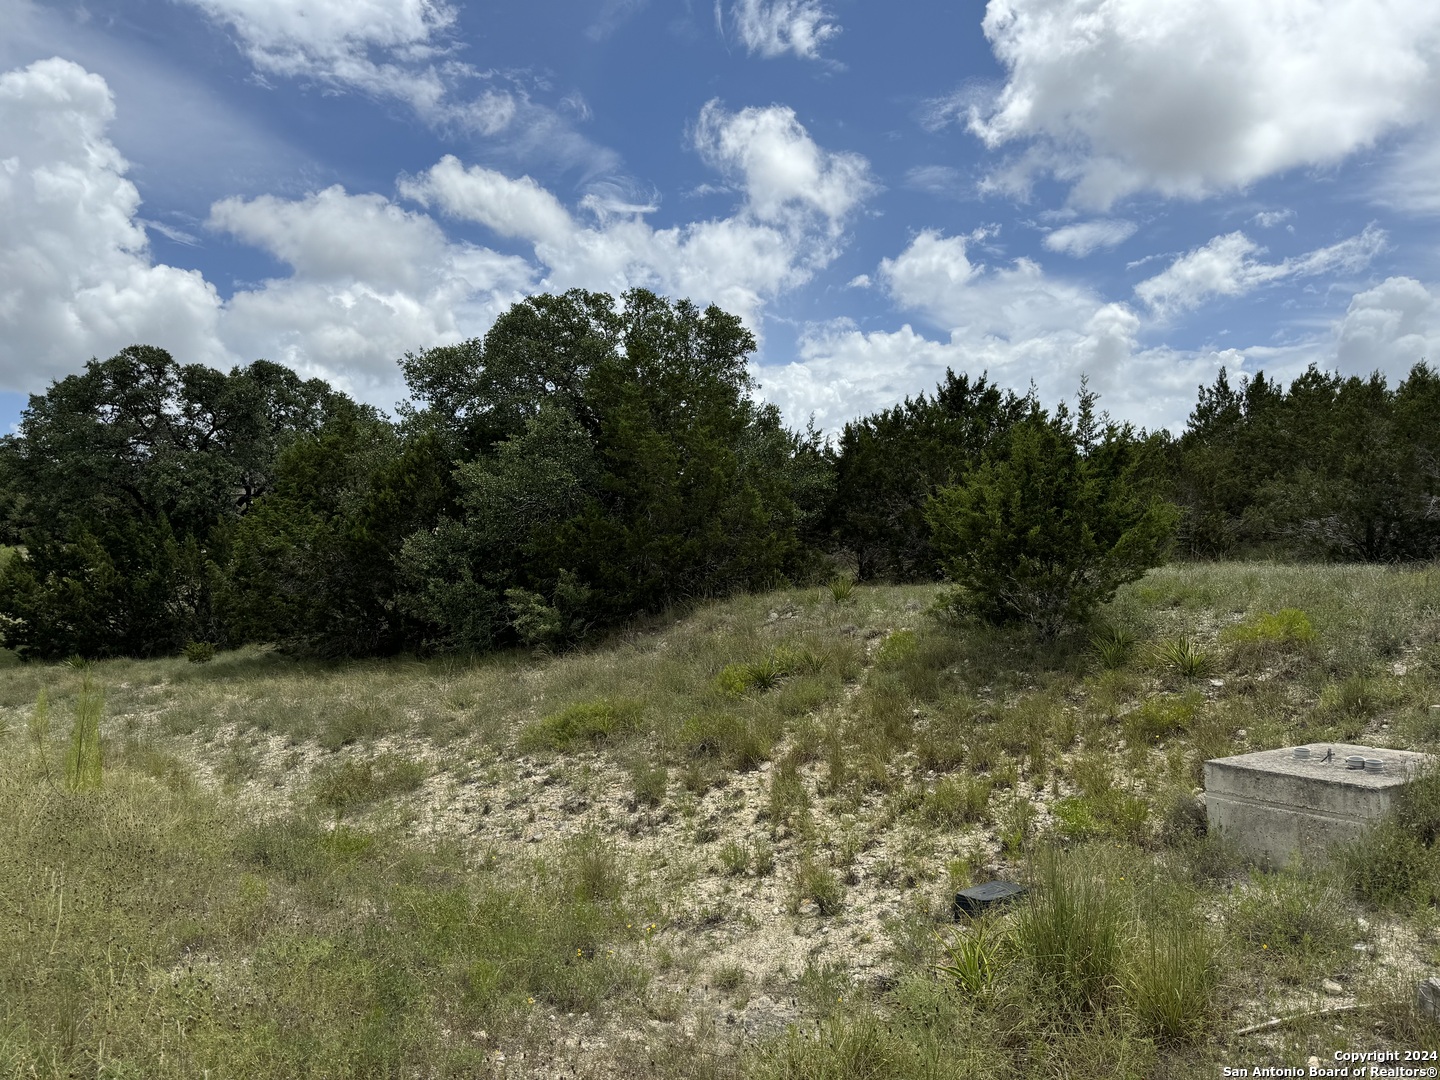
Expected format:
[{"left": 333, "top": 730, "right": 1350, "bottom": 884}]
[{"left": 1204, "top": 743, "right": 1432, "bottom": 866}]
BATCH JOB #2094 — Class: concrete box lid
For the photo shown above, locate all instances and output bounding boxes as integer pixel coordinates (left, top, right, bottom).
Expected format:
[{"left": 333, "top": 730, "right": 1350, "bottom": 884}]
[{"left": 1204, "top": 743, "right": 1431, "bottom": 819}]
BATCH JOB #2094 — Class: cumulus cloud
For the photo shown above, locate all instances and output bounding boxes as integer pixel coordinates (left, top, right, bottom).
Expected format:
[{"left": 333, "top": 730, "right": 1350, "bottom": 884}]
[
  {"left": 0, "top": 59, "right": 880, "bottom": 409},
  {"left": 1335, "top": 276, "right": 1440, "bottom": 377},
  {"left": 211, "top": 186, "right": 536, "bottom": 396},
  {"left": 692, "top": 101, "right": 874, "bottom": 230},
  {"left": 752, "top": 226, "right": 1207, "bottom": 433},
  {"left": 1042, "top": 219, "right": 1137, "bottom": 258},
  {"left": 402, "top": 102, "right": 875, "bottom": 327},
  {"left": 725, "top": 0, "right": 840, "bottom": 61},
  {"left": 959, "top": 0, "right": 1440, "bottom": 207},
  {"left": 1134, "top": 225, "right": 1387, "bottom": 315},
  {"left": 0, "top": 57, "right": 225, "bottom": 388},
  {"left": 761, "top": 222, "right": 1410, "bottom": 435}
]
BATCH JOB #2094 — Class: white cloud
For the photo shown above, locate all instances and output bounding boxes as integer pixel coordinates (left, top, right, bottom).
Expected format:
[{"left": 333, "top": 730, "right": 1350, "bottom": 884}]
[
  {"left": 963, "top": 0, "right": 1440, "bottom": 207},
  {"left": 725, "top": 0, "right": 840, "bottom": 61},
  {"left": 692, "top": 100, "right": 875, "bottom": 231},
  {"left": 180, "top": 0, "right": 517, "bottom": 134},
  {"left": 1135, "top": 225, "right": 1387, "bottom": 315},
  {"left": 1335, "top": 276, "right": 1440, "bottom": 377},
  {"left": 880, "top": 229, "right": 1106, "bottom": 337},
  {"left": 1251, "top": 209, "right": 1294, "bottom": 229},
  {"left": 0, "top": 57, "right": 225, "bottom": 389},
  {"left": 209, "top": 185, "right": 536, "bottom": 396},
  {"left": 0, "top": 60, "right": 879, "bottom": 409},
  {"left": 1042, "top": 219, "right": 1137, "bottom": 257},
  {"left": 402, "top": 102, "right": 875, "bottom": 328},
  {"left": 754, "top": 226, "right": 1209, "bottom": 434}
]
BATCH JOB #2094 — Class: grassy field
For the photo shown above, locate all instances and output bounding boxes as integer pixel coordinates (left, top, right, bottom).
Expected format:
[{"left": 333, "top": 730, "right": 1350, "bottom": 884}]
[{"left": 2, "top": 561, "right": 1438, "bottom": 1078}]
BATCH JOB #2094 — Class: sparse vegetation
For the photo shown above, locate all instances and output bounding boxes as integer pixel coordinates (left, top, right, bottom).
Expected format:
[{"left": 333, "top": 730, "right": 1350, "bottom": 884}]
[{"left": 0, "top": 563, "right": 1435, "bottom": 1075}]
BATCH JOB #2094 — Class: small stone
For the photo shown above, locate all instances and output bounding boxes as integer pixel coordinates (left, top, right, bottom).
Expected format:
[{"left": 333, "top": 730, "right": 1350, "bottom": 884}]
[
  {"left": 797, "top": 899, "right": 820, "bottom": 917},
  {"left": 1322, "top": 979, "right": 1345, "bottom": 996},
  {"left": 1209, "top": 678, "right": 1225, "bottom": 688},
  {"left": 1235, "top": 728, "right": 1247, "bottom": 739},
  {"left": 1355, "top": 917, "right": 1370, "bottom": 932},
  {"left": 1308, "top": 1058, "right": 1321, "bottom": 1071}
]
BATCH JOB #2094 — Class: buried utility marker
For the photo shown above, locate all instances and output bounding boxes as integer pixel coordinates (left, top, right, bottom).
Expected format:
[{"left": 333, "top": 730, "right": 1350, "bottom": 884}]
[{"left": 953, "top": 880, "right": 1028, "bottom": 919}]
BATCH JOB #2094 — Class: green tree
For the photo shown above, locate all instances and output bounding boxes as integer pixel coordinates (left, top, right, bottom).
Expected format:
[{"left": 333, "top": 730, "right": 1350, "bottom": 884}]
[
  {"left": 829, "top": 371, "right": 1027, "bottom": 580},
  {"left": 925, "top": 392, "right": 1178, "bottom": 638},
  {"left": 0, "top": 348, "right": 343, "bottom": 659},
  {"left": 393, "top": 288, "right": 830, "bottom": 653}
]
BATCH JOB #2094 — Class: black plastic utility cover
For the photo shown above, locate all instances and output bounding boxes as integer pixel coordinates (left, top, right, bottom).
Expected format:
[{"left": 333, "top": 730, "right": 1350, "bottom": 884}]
[{"left": 953, "top": 880, "right": 1028, "bottom": 919}]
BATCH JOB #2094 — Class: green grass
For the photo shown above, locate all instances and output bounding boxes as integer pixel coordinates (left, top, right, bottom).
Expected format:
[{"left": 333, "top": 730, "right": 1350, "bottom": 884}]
[{"left": 312, "top": 754, "right": 428, "bottom": 816}]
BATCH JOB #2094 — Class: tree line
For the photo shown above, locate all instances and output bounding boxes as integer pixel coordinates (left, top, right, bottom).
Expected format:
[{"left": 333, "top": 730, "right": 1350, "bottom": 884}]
[{"left": 0, "top": 287, "right": 1434, "bottom": 661}]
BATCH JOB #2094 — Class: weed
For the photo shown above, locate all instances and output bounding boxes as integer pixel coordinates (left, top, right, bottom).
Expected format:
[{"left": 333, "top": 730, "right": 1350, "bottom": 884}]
[
  {"left": 1151, "top": 635, "right": 1212, "bottom": 679},
  {"left": 828, "top": 575, "right": 856, "bottom": 603},
  {"left": 999, "top": 797, "right": 1037, "bottom": 856},
  {"left": 519, "top": 698, "right": 643, "bottom": 752},
  {"left": 1123, "top": 692, "right": 1201, "bottom": 746},
  {"left": 319, "top": 702, "right": 399, "bottom": 751},
  {"left": 1230, "top": 608, "right": 1316, "bottom": 643},
  {"left": 919, "top": 776, "right": 992, "bottom": 826},
  {"left": 1228, "top": 867, "right": 1350, "bottom": 982},
  {"left": 312, "top": 755, "right": 427, "bottom": 817},
  {"left": 936, "top": 917, "right": 1006, "bottom": 997},
  {"left": 678, "top": 711, "right": 776, "bottom": 770},
  {"left": 752, "top": 839, "right": 776, "bottom": 877},
  {"left": 712, "top": 963, "right": 746, "bottom": 993},
  {"left": 1316, "top": 675, "right": 1400, "bottom": 737},
  {"left": 27, "top": 688, "right": 52, "bottom": 786},
  {"left": 719, "top": 839, "right": 751, "bottom": 876},
  {"left": 1344, "top": 765, "right": 1440, "bottom": 908},
  {"left": 65, "top": 676, "right": 104, "bottom": 792},
  {"left": 767, "top": 752, "right": 810, "bottom": 830},
  {"left": 792, "top": 856, "right": 844, "bottom": 915},
  {"left": 629, "top": 758, "right": 667, "bottom": 808},
  {"left": 874, "top": 629, "right": 919, "bottom": 668}
]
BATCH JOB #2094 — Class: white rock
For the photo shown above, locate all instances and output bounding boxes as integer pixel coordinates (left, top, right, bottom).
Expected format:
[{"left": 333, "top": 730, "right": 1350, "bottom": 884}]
[{"left": 1322, "top": 979, "right": 1345, "bottom": 996}]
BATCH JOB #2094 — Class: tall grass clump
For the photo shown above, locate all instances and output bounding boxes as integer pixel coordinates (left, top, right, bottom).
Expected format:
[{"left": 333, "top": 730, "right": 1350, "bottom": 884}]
[
  {"left": 1123, "top": 906, "right": 1219, "bottom": 1042},
  {"left": 1014, "top": 846, "right": 1125, "bottom": 1012},
  {"left": 65, "top": 677, "right": 104, "bottom": 792},
  {"left": 828, "top": 575, "right": 856, "bottom": 603}
]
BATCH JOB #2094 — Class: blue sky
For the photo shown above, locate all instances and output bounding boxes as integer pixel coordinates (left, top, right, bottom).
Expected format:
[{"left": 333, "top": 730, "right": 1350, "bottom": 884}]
[{"left": 3, "top": 0, "right": 1440, "bottom": 436}]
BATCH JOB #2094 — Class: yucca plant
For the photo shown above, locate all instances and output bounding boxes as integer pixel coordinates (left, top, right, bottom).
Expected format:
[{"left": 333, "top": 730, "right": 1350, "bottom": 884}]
[
  {"left": 936, "top": 917, "right": 1006, "bottom": 997},
  {"left": 1089, "top": 624, "right": 1136, "bottom": 670},
  {"left": 828, "top": 575, "right": 856, "bottom": 603},
  {"left": 1152, "top": 635, "right": 1212, "bottom": 679}
]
